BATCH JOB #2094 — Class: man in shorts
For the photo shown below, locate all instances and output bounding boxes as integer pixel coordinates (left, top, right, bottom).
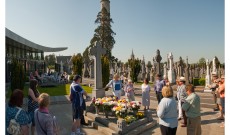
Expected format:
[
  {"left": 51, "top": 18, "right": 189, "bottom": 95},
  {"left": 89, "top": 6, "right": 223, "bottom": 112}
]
[{"left": 70, "top": 75, "right": 90, "bottom": 135}]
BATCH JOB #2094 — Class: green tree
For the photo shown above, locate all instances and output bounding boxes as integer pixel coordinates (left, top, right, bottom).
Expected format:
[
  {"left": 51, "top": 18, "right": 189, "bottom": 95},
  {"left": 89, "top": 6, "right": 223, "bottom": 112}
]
[
  {"left": 72, "top": 53, "right": 83, "bottom": 77},
  {"left": 128, "top": 58, "right": 141, "bottom": 82},
  {"left": 44, "top": 53, "right": 56, "bottom": 69},
  {"left": 101, "top": 56, "right": 110, "bottom": 87},
  {"left": 10, "top": 58, "right": 25, "bottom": 91},
  {"left": 198, "top": 57, "right": 206, "bottom": 68},
  {"left": 82, "top": 5, "right": 116, "bottom": 85}
]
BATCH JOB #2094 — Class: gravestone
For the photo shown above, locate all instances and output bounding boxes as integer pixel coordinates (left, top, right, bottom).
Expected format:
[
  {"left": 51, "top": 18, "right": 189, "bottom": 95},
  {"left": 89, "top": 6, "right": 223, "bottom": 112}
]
[
  {"left": 141, "top": 56, "right": 146, "bottom": 81},
  {"left": 194, "top": 64, "right": 200, "bottom": 78},
  {"left": 163, "top": 63, "right": 167, "bottom": 79},
  {"left": 60, "top": 61, "right": 63, "bottom": 74},
  {"left": 89, "top": 41, "right": 106, "bottom": 98},
  {"left": 184, "top": 56, "right": 190, "bottom": 84},
  {"left": 178, "top": 56, "right": 184, "bottom": 77},
  {"left": 212, "top": 57, "right": 217, "bottom": 75},
  {"left": 83, "top": 58, "right": 90, "bottom": 78},
  {"left": 167, "top": 52, "right": 176, "bottom": 84},
  {"left": 150, "top": 67, "right": 154, "bottom": 82},
  {"left": 155, "top": 49, "right": 162, "bottom": 75},
  {"left": 204, "top": 59, "right": 211, "bottom": 92},
  {"left": 90, "top": 60, "right": 94, "bottom": 78}
]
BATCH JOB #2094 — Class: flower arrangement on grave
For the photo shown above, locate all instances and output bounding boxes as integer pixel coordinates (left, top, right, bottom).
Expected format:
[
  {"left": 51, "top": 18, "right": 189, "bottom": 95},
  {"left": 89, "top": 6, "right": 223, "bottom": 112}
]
[
  {"left": 136, "top": 112, "right": 145, "bottom": 119},
  {"left": 112, "top": 103, "right": 128, "bottom": 118},
  {"left": 124, "top": 115, "right": 136, "bottom": 124},
  {"left": 130, "top": 101, "right": 141, "bottom": 111},
  {"left": 118, "top": 98, "right": 128, "bottom": 104}
]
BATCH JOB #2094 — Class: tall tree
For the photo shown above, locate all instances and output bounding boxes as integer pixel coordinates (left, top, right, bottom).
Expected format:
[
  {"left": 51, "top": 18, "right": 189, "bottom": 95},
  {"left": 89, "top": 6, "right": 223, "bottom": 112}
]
[
  {"left": 128, "top": 58, "right": 141, "bottom": 83},
  {"left": 83, "top": 4, "right": 116, "bottom": 86},
  {"left": 72, "top": 53, "right": 83, "bottom": 77},
  {"left": 44, "top": 53, "right": 56, "bottom": 69},
  {"left": 198, "top": 57, "right": 206, "bottom": 68},
  {"left": 11, "top": 58, "right": 25, "bottom": 91}
]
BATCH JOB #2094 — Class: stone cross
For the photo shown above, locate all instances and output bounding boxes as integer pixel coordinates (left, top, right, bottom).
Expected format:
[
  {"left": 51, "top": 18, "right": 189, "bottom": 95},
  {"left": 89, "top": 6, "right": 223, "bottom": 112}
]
[
  {"left": 167, "top": 52, "right": 176, "bottom": 84},
  {"left": 89, "top": 41, "right": 106, "bottom": 98},
  {"left": 212, "top": 57, "right": 217, "bottom": 75},
  {"left": 205, "top": 59, "right": 211, "bottom": 89}
]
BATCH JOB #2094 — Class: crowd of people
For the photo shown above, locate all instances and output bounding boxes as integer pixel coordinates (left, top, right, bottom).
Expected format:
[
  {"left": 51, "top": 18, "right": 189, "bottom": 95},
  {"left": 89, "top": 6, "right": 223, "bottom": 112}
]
[
  {"left": 105, "top": 73, "right": 224, "bottom": 135},
  {"left": 5, "top": 72, "right": 225, "bottom": 135},
  {"left": 209, "top": 74, "right": 225, "bottom": 127},
  {"left": 29, "top": 69, "right": 70, "bottom": 84}
]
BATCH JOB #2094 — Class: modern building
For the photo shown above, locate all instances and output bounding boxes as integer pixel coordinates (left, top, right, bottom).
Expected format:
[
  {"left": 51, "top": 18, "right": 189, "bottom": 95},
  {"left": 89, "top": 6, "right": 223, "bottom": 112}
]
[{"left": 5, "top": 28, "right": 67, "bottom": 82}]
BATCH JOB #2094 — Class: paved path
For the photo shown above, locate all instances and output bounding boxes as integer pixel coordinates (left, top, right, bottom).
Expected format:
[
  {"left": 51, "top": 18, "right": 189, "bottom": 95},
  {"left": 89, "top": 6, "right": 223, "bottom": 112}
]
[
  {"left": 15, "top": 78, "right": 224, "bottom": 135},
  {"left": 38, "top": 92, "right": 224, "bottom": 135}
]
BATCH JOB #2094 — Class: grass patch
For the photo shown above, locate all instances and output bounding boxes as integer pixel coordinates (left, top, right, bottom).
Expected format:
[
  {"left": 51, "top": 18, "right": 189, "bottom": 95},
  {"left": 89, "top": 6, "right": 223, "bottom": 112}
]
[{"left": 6, "top": 83, "right": 93, "bottom": 98}]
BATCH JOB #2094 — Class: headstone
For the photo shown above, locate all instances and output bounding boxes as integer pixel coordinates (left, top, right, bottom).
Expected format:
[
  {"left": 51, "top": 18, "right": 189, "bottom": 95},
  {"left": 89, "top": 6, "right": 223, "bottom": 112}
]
[
  {"left": 178, "top": 56, "right": 184, "bottom": 77},
  {"left": 150, "top": 67, "right": 154, "bottom": 82},
  {"left": 60, "top": 61, "right": 63, "bottom": 74},
  {"left": 89, "top": 41, "right": 106, "bottom": 98},
  {"left": 212, "top": 57, "right": 217, "bottom": 75},
  {"left": 194, "top": 64, "right": 200, "bottom": 78},
  {"left": 167, "top": 52, "right": 176, "bottom": 84},
  {"left": 155, "top": 49, "right": 162, "bottom": 75},
  {"left": 204, "top": 59, "right": 211, "bottom": 92},
  {"left": 184, "top": 56, "right": 190, "bottom": 84},
  {"left": 90, "top": 60, "right": 94, "bottom": 78},
  {"left": 83, "top": 58, "right": 90, "bottom": 78},
  {"left": 141, "top": 56, "right": 146, "bottom": 81},
  {"left": 163, "top": 63, "right": 167, "bottom": 79}
]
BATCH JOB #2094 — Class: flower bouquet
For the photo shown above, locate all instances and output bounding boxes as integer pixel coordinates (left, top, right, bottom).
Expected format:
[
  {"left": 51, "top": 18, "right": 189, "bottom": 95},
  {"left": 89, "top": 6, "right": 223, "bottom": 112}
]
[
  {"left": 136, "top": 112, "right": 145, "bottom": 119},
  {"left": 112, "top": 103, "right": 128, "bottom": 119},
  {"left": 124, "top": 115, "right": 136, "bottom": 124},
  {"left": 91, "top": 97, "right": 103, "bottom": 114},
  {"left": 130, "top": 101, "right": 141, "bottom": 115}
]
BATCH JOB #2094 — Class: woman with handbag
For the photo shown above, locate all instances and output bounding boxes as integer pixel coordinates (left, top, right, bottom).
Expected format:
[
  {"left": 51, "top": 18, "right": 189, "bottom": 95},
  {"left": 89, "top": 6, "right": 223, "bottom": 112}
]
[
  {"left": 6, "top": 89, "right": 31, "bottom": 135},
  {"left": 34, "top": 93, "right": 58, "bottom": 135}
]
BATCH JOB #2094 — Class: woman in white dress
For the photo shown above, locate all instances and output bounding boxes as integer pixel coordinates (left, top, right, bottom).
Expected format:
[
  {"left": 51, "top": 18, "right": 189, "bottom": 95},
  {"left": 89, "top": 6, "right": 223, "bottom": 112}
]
[{"left": 142, "top": 78, "right": 151, "bottom": 110}]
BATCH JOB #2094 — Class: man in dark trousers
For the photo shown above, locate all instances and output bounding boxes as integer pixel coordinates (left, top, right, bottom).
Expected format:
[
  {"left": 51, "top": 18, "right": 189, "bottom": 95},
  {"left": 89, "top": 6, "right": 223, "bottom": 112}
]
[{"left": 154, "top": 74, "right": 165, "bottom": 104}]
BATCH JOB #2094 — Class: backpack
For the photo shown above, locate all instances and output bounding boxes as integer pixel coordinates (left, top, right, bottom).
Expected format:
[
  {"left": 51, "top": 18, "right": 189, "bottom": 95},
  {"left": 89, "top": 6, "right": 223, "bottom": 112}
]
[{"left": 7, "top": 107, "right": 22, "bottom": 135}]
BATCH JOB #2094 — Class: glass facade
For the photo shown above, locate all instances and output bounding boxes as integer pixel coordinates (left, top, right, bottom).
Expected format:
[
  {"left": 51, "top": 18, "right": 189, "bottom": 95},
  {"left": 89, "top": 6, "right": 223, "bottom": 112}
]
[{"left": 5, "top": 37, "right": 46, "bottom": 82}]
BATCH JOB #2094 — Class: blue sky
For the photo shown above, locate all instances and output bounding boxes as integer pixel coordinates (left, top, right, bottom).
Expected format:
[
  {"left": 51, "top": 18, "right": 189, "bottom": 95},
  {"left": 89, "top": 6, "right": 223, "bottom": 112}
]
[{"left": 5, "top": 0, "right": 224, "bottom": 63}]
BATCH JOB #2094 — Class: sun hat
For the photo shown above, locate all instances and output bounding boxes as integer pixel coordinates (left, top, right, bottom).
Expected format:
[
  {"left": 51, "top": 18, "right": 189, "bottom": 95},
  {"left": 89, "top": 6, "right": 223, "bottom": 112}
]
[{"left": 179, "top": 77, "right": 186, "bottom": 82}]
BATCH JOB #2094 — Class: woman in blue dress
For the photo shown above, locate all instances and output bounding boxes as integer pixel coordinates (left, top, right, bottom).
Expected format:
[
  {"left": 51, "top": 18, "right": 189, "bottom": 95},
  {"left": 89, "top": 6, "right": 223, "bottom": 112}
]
[
  {"left": 6, "top": 89, "right": 31, "bottom": 135},
  {"left": 28, "top": 79, "right": 40, "bottom": 135}
]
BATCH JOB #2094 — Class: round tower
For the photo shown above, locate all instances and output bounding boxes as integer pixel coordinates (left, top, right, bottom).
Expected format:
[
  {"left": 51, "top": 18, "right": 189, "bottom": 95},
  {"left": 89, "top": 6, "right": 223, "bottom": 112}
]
[{"left": 100, "top": 0, "right": 110, "bottom": 13}]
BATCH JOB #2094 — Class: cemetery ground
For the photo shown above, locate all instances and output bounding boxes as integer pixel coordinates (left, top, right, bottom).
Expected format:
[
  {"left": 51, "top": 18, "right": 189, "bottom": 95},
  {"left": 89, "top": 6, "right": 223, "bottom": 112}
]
[{"left": 5, "top": 78, "right": 225, "bottom": 135}]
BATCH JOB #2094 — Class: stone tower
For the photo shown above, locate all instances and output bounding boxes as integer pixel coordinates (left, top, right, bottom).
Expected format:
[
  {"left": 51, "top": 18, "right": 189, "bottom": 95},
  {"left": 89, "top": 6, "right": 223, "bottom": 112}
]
[{"left": 101, "top": 0, "right": 110, "bottom": 13}]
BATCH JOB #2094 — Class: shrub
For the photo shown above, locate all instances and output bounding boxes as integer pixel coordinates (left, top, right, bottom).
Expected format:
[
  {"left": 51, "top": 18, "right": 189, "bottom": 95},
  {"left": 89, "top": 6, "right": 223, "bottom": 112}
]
[
  {"left": 69, "top": 74, "right": 74, "bottom": 81},
  {"left": 10, "top": 58, "right": 25, "bottom": 91},
  {"left": 199, "top": 78, "right": 205, "bottom": 86},
  {"left": 193, "top": 78, "right": 199, "bottom": 86}
]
